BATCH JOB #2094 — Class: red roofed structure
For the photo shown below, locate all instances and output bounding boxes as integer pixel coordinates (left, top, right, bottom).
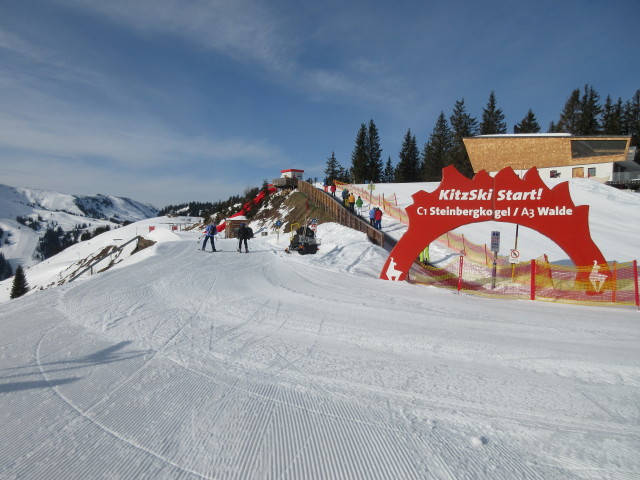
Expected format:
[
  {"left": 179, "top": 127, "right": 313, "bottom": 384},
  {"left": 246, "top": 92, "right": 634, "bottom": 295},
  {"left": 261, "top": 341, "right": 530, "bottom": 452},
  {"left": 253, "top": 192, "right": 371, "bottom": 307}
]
[{"left": 280, "top": 169, "right": 305, "bottom": 179}]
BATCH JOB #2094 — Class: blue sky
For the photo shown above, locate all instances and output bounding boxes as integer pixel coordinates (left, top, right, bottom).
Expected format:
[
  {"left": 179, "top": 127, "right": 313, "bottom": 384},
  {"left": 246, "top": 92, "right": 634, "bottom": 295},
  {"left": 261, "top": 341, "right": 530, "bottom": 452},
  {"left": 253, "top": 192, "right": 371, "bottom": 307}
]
[{"left": 1, "top": 0, "right": 638, "bottom": 208}]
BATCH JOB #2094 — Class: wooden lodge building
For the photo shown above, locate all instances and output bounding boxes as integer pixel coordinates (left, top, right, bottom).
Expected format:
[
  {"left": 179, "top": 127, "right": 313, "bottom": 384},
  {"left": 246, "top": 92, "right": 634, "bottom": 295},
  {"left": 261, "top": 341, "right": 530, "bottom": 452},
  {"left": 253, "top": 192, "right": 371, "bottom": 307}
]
[{"left": 463, "top": 134, "right": 639, "bottom": 189}]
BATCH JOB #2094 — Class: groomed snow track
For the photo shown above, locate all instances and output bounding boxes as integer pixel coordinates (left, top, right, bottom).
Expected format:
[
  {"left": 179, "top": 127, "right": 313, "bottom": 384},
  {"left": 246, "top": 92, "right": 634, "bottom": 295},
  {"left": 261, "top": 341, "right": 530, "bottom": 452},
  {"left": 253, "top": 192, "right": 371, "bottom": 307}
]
[{"left": 1, "top": 233, "right": 638, "bottom": 479}]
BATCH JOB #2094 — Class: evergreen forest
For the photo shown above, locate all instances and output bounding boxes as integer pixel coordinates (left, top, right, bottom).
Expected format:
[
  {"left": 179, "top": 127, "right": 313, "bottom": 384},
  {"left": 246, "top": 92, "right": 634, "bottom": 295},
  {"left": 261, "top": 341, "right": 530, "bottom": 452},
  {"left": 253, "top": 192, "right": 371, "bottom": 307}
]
[{"left": 324, "top": 85, "right": 640, "bottom": 184}]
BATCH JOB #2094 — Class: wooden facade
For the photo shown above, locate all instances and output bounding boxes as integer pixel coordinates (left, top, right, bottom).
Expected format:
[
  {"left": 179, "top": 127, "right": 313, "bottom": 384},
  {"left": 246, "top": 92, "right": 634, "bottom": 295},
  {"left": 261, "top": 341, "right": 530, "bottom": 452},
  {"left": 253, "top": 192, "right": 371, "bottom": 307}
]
[{"left": 463, "top": 135, "right": 632, "bottom": 173}]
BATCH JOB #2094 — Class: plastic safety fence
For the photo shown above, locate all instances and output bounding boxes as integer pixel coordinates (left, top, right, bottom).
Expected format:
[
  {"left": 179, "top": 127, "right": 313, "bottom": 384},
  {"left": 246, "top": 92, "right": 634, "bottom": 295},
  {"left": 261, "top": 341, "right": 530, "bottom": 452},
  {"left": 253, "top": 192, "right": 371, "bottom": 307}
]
[
  {"left": 409, "top": 257, "right": 639, "bottom": 308},
  {"left": 535, "top": 260, "right": 639, "bottom": 306},
  {"left": 437, "top": 232, "right": 511, "bottom": 266}
]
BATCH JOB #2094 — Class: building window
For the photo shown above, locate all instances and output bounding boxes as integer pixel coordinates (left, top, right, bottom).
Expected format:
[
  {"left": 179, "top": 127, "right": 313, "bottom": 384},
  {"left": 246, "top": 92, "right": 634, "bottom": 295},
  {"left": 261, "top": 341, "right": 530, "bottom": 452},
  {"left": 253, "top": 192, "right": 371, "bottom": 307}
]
[
  {"left": 571, "top": 140, "right": 627, "bottom": 159},
  {"left": 588, "top": 167, "right": 596, "bottom": 177}
]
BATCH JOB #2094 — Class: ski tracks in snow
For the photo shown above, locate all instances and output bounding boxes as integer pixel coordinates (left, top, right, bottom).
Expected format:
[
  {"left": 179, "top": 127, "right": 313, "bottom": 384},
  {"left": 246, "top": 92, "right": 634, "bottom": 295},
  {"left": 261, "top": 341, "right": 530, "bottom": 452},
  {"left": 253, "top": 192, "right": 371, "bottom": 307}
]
[
  {"left": 14, "top": 241, "right": 227, "bottom": 478},
  {"left": 1, "top": 235, "right": 638, "bottom": 479}
]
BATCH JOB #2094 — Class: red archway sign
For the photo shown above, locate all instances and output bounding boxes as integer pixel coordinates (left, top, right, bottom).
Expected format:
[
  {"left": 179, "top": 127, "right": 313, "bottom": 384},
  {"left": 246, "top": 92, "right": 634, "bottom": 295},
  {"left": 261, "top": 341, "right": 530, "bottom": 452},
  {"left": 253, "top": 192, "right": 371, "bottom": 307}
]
[{"left": 380, "top": 166, "right": 611, "bottom": 294}]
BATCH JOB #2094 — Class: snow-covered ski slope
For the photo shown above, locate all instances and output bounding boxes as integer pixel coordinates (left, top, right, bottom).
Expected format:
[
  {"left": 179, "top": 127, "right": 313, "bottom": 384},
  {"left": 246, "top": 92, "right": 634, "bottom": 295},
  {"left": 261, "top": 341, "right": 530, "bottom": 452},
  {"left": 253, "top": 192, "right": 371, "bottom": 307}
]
[{"left": 1, "top": 221, "right": 638, "bottom": 479}]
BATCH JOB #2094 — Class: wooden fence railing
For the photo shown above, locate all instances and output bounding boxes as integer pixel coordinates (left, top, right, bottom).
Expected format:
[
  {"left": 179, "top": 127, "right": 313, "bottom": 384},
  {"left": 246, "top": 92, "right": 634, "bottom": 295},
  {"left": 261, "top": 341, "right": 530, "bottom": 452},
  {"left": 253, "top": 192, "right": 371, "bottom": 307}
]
[
  {"left": 68, "top": 236, "right": 140, "bottom": 282},
  {"left": 297, "top": 181, "right": 396, "bottom": 251}
]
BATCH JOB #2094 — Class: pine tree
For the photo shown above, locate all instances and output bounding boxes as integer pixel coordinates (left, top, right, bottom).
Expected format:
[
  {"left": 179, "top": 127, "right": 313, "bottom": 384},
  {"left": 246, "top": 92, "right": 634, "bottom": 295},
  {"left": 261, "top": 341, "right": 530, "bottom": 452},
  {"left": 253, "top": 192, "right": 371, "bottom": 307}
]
[
  {"left": 350, "top": 123, "right": 368, "bottom": 183},
  {"left": 513, "top": 109, "right": 541, "bottom": 133},
  {"left": 576, "top": 84, "right": 601, "bottom": 135},
  {"left": 37, "top": 227, "right": 63, "bottom": 260},
  {"left": 601, "top": 96, "right": 623, "bottom": 135},
  {"left": 395, "top": 129, "right": 421, "bottom": 182},
  {"left": 338, "top": 166, "right": 350, "bottom": 183},
  {"left": 480, "top": 91, "right": 507, "bottom": 134},
  {"left": 382, "top": 156, "right": 395, "bottom": 183},
  {"left": 422, "top": 112, "right": 453, "bottom": 181},
  {"left": 556, "top": 88, "right": 581, "bottom": 133},
  {"left": 10, "top": 265, "right": 29, "bottom": 299},
  {"left": 623, "top": 90, "right": 640, "bottom": 148},
  {"left": 366, "top": 120, "right": 383, "bottom": 183},
  {"left": 324, "top": 152, "right": 342, "bottom": 183},
  {"left": 260, "top": 179, "right": 271, "bottom": 206},
  {"left": 449, "top": 99, "right": 477, "bottom": 177},
  {"left": 0, "top": 252, "right": 12, "bottom": 281}
]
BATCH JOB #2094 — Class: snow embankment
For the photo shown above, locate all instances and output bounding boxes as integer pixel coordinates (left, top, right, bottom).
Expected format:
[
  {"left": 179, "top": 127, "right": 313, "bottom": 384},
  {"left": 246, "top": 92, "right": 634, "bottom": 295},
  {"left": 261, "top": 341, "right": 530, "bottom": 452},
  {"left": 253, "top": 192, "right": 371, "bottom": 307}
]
[{"left": 0, "top": 216, "right": 199, "bottom": 302}]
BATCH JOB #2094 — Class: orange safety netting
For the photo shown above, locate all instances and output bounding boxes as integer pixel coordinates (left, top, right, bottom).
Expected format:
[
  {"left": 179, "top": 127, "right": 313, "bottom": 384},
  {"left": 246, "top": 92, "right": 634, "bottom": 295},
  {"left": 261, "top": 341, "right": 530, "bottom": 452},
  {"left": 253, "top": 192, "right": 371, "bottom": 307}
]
[{"left": 409, "top": 257, "right": 639, "bottom": 307}]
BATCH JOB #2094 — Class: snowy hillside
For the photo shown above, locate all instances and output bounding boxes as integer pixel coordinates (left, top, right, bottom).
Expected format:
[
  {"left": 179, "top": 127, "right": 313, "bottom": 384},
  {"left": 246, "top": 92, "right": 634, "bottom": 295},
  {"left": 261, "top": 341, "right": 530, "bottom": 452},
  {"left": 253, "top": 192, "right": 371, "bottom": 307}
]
[
  {"left": 0, "top": 182, "right": 638, "bottom": 479},
  {"left": 0, "top": 221, "right": 638, "bottom": 479},
  {"left": 0, "top": 184, "right": 158, "bottom": 271},
  {"left": 0, "top": 215, "right": 198, "bottom": 302}
]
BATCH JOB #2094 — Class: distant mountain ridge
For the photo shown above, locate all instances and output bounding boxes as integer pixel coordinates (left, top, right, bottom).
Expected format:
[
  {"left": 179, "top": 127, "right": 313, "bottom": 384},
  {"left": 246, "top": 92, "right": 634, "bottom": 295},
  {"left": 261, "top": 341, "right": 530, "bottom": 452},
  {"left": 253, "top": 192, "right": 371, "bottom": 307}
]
[
  {"left": 0, "top": 183, "right": 158, "bottom": 270},
  {"left": 0, "top": 184, "right": 157, "bottom": 221}
]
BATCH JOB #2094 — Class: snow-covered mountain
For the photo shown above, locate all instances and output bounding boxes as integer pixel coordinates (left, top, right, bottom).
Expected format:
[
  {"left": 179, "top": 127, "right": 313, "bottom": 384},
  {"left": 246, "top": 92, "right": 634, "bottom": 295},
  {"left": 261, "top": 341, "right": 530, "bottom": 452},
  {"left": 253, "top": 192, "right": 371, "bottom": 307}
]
[
  {"left": 0, "top": 183, "right": 158, "bottom": 271},
  {"left": 0, "top": 184, "right": 157, "bottom": 220}
]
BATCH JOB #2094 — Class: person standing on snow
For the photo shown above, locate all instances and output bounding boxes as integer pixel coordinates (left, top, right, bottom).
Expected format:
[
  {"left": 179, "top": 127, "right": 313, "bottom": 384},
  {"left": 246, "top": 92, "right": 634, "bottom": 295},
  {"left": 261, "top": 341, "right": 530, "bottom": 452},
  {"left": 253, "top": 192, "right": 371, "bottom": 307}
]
[
  {"left": 355, "top": 195, "right": 363, "bottom": 216},
  {"left": 374, "top": 207, "right": 383, "bottom": 229},
  {"left": 237, "top": 222, "right": 253, "bottom": 253},
  {"left": 330, "top": 183, "right": 337, "bottom": 197},
  {"left": 202, "top": 223, "right": 218, "bottom": 251},
  {"left": 348, "top": 192, "right": 355, "bottom": 213},
  {"left": 369, "top": 207, "right": 376, "bottom": 226}
]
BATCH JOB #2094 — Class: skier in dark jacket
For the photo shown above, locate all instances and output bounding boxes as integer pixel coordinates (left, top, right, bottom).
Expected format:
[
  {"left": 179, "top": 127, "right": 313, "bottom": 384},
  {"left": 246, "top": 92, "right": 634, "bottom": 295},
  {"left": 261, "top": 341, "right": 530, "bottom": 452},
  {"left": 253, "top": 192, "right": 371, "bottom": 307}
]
[
  {"left": 202, "top": 223, "right": 217, "bottom": 251},
  {"left": 237, "top": 223, "right": 253, "bottom": 252},
  {"left": 341, "top": 188, "right": 349, "bottom": 207}
]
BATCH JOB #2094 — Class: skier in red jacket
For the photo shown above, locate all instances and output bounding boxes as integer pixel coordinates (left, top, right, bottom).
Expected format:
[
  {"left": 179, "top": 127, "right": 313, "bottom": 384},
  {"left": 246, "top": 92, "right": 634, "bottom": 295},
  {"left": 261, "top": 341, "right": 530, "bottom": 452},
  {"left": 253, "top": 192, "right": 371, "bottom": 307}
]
[{"left": 374, "top": 208, "right": 383, "bottom": 230}]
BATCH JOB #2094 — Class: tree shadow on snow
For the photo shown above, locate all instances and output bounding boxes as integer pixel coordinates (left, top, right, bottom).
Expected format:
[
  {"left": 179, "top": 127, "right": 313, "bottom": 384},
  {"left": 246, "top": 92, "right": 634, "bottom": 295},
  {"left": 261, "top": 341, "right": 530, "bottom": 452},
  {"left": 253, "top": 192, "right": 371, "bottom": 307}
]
[
  {"left": 0, "top": 340, "right": 150, "bottom": 391},
  {"left": 0, "top": 377, "right": 80, "bottom": 393}
]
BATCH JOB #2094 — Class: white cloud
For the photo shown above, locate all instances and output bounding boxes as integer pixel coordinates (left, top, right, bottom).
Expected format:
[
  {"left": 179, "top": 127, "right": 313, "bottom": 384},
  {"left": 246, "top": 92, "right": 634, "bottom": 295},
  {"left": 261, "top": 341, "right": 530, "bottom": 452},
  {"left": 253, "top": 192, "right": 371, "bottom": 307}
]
[
  {"left": 56, "top": 0, "right": 409, "bottom": 111},
  {"left": 59, "top": 0, "right": 295, "bottom": 73},
  {"left": 0, "top": 39, "right": 284, "bottom": 170},
  {"left": 1, "top": 7, "right": 288, "bottom": 206}
]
